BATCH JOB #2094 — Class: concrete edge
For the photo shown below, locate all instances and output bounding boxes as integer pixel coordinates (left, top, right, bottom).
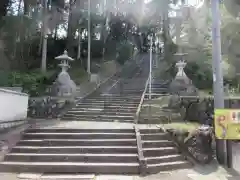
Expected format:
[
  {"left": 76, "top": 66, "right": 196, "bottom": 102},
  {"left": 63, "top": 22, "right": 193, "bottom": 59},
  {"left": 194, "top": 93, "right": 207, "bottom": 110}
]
[{"left": 0, "top": 88, "right": 28, "bottom": 97}]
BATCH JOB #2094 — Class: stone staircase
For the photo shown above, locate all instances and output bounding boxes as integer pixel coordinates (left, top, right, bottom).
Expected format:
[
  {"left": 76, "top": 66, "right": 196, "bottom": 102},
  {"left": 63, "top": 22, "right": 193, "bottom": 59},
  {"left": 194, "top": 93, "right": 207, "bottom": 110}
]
[
  {"left": 1, "top": 128, "right": 140, "bottom": 174},
  {"left": 0, "top": 128, "right": 191, "bottom": 174},
  {"left": 0, "top": 55, "right": 192, "bottom": 175},
  {"left": 146, "top": 79, "right": 170, "bottom": 98},
  {"left": 62, "top": 60, "right": 149, "bottom": 123},
  {"left": 140, "top": 129, "right": 191, "bottom": 174},
  {"left": 62, "top": 95, "right": 141, "bottom": 123}
]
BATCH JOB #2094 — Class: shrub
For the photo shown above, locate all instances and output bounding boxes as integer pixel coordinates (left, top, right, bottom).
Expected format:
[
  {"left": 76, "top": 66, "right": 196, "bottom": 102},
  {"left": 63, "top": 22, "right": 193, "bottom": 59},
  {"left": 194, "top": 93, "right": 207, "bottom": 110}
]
[
  {"left": 116, "top": 41, "right": 134, "bottom": 65},
  {"left": 0, "top": 70, "right": 57, "bottom": 97}
]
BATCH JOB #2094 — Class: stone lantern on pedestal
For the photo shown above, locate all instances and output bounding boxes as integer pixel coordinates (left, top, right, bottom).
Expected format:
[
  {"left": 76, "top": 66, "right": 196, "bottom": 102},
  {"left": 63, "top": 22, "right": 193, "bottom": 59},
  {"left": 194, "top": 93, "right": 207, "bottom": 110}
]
[
  {"left": 169, "top": 53, "right": 198, "bottom": 96},
  {"left": 54, "top": 50, "right": 76, "bottom": 97}
]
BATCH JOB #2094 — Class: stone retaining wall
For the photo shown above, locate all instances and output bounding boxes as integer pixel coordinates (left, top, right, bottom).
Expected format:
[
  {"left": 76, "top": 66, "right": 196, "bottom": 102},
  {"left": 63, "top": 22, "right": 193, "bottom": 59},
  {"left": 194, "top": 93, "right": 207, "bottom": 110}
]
[
  {"left": 27, "top": 97, "right": 72, "bottom": 119},
  {"left": 179, "top": 96, "right": 240, "bottom": 124}
]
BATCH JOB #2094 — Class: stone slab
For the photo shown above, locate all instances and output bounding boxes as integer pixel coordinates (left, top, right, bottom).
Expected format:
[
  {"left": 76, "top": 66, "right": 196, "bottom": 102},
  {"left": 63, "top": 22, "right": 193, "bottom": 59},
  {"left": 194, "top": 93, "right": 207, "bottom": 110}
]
[
  {"left": 41, "top": 174, "right": 95, "bottom": 179},
  {"left": 17, "top": 173, "right": 42, "bottom": 179},
  {"left": 96, "top": 175, "right": 134, "bottom": 180}
]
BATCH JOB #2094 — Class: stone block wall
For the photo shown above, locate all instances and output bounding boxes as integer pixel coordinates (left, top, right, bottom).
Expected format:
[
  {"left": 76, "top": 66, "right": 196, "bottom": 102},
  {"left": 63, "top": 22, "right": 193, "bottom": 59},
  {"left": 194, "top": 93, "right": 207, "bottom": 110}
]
[
  {"left": 179, "top": 96, "right": 240, "bottom": 124},
  {"left": 27, "top": 97, "right": 72, "bottom": 119}
]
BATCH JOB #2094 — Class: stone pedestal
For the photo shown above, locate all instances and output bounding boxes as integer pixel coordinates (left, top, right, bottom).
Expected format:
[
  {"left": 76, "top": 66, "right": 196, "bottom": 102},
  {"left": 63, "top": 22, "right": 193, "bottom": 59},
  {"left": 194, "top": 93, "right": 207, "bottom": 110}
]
[
  {"left": 170, "top": 58, "right": 198, "bottom": 96},
  {"left": 90, "top": 74, "right": 100, "bottom": 85}
]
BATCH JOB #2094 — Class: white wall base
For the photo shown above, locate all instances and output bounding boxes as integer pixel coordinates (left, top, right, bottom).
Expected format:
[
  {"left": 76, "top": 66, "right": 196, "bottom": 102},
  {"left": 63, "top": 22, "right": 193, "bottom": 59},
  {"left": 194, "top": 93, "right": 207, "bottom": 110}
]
[{"left": 0, "top": 88, "right": 29, "bottom": 122}]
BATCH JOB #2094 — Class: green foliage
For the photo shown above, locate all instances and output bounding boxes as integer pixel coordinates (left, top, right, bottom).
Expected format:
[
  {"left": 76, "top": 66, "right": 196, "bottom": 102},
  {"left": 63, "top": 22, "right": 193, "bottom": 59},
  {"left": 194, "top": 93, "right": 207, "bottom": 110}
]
[
  {"left": 0, "top": 70, "right": 57, "bottom": 97},
  {"left": 185, "top": 61, "right": 213, "bottom": 90},
  {"left": 116, "top": 41, "right": 134, "bottom": 65}
]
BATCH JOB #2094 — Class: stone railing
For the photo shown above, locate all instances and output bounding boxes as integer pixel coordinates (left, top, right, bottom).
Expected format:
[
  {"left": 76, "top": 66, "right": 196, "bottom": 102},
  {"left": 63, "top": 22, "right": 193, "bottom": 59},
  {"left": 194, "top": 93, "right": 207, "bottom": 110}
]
[
  {"left": 0, "top": 88, "right": 29, "bottom": 122},
  {"left": 167, "top": 126, "right": 214, "bottom": 164},
  {"left": 135, "top": 76, "right": 150, "bottom": 124},
  {"left": 134, "top": 125, "right": 147, "bottom": 175}
]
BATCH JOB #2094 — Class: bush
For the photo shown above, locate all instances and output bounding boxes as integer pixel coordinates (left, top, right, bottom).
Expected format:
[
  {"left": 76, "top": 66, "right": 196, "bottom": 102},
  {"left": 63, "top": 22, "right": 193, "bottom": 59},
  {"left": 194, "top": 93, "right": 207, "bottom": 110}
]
[
  {"left": 116, "top": 41, "right": 134, "bottom": 65},
  {"left": 185, "top": 61, "right": 213, "bottom": 90},
  {"left": 0, "top": 70, "right": 57, "bottom": 97}
]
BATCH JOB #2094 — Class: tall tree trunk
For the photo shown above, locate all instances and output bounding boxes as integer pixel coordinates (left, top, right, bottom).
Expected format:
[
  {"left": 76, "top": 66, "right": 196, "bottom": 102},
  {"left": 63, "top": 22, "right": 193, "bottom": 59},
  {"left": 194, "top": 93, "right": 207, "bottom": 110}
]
[
  {"left": 0, "top": 0, "right": 10, "bottom": 20},
  {"left": 23, "top": 0, "right": 30, "bottom": 16},
  {"left": 101, "top": 0, "right": 109, "bottom": 61},
  {"left": 66, "top": 0, "right": 75, "bottom": 56},
  {"left": 41, "top": 0, "right": 48, "bottom": 73},
  {"left": 13, "top": 0, "right": 23, "bottom": 59},
  {"left": 54, "top": 23, "right": 59, "bottom": 40},
  {"left": 77, "top": 28, "right": 82, "bottom": 65}
]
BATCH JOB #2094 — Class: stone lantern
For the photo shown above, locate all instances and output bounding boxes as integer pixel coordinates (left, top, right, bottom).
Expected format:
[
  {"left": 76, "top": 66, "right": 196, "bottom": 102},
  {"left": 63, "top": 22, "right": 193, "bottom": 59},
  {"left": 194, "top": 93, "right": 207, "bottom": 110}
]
[
  {"left": 174, "top": 53, "right": 188, "bottom": 78},
  {"left": 169, "top": 52, "right": 198, "bottom": 96},
  {"left": 54, "top": 50, "right": 76, "bottom": 97},
  {"left": 55, "top": 50, "right": 74, "bottom": 72}
]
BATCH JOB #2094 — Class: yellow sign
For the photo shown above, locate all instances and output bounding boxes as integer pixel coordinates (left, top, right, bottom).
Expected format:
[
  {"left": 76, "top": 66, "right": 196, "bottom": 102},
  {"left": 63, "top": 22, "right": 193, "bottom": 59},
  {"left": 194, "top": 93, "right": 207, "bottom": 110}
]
[{"left": 215, "top": 109, "right": 240, "bottom": 139}]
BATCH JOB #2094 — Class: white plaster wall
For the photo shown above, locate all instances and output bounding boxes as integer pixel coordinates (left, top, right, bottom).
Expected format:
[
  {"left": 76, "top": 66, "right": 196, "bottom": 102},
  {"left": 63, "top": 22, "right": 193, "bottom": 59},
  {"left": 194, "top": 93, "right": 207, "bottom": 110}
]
[{"left": 0, "top": 88, "right": 29, "bottom": 122}]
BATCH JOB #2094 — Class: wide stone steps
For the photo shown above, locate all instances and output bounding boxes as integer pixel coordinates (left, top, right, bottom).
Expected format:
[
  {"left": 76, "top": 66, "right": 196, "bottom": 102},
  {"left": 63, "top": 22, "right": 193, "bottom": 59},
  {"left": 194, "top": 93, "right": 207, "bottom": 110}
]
[
  {"left": 0, "top": 162, "right": 139, "bottom": 174},
  {"left": 5, "top": 153, "right": 138, "bottom": 163},
  {"left": 11, "top": 146, "right": 137, "bottom": 154},
  {"left": 74, "top": 105, "right": 138, "bottom": 109},
  {"left": 139, "top": 129, "right": 191, "bottom": 174},
  {"left": 142, "top": 140, "right": 175, "bottom": 148},
  {"left": 1, "top": 128, "right": 140, "bottom": 174},
  {"left": 17, "top": 139, "right": 137, "bottom": 146},
  {"left": 61, "top": 117, "right": 135, "bottom": 123},
  {"left": 77, "top": 101, "right": 139, "bottom": 106},
  {"left": 22, "top": 132, "right": 136, "bottom": 139},
  {"left": 26, "top": 128, "right": 135, "bottom": 133},
  {"left": 68, "top": 108, "right": 136, "bottom": 113},
  {"left": 62, "top": 114, "right": 134, "bottom": 121},
  {"left": 81, "top": 100, "right": 140, "bottom": 104},
  {"left": 147, "top": 161, "right": 192, "bottom": 174},
  {"left": 145, "top": 154, "right": 184, "bottom": 164},
  {"left": 66, "top": 111, "right": 135, "bottom": 116}
]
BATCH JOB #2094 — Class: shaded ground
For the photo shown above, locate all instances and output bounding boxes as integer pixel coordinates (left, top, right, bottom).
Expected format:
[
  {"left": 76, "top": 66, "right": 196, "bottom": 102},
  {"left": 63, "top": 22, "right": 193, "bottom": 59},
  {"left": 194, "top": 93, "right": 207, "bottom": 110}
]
[
  {"left": 0, "top": 162, "right": 239, "bottom": 179},
  {"left": 232, "top": 142, "right": 240, "bottom": 174}
]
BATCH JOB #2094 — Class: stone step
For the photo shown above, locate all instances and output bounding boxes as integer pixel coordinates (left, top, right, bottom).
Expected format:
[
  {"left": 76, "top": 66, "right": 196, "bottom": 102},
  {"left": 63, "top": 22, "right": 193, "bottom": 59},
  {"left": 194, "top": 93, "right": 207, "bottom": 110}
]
[
  {"left": 76, "top": 102, "right": 139, "bottom": 106},
  {"left": 66, "top": 111, "right": 135, "bottom": 116},
  {"left": 138, "top": 119, "right": 164, "bottom": 124},
  {"left": 75, "top": 104, "right": 138, "bottom": 109},
  {"left": 141, "top": 133, "right": 169, "bottom": 140},
  {"left": 12, "top": 146, "right": 138, "bottom": 154},
  {"left": 147, "top": 161, "right": 191, "bottom": 173},
  {"left": 145, "top": 154, "right": 185, "bottom": 164},
  {"left": 26, "top": 129, "right": 134, "bottom": 133},
  {"left": 139, "top": 129, "right": 163, "bottom": 134},
  {"left": 23, "top": 132, "right": 136, "bottom": 139},
  {"left": 81, "top": 101, "right": 139, "bottom": 105},
  {"left": 17, "top": 139, "right": 137, "bottom": 146},
  {"left": 90, "top": 95, "right": 141, "bottom": 98},
  {"left": 62, "top": 114, "right": 135, "bottom": 120},
  {"left": 83, "top": 99, "right": 140, "bottom": 103},
  {"left": 142, "top": 140, "right": 175, "bottom": 148},
  {"left": 97, "top": 96, "right": 141, "bottom": 99},
  {"left": 68, "top": 108, "right": 136, "bottom": 113},
  {"left": 143, "top": 147, "right": 178, "bottom": 156},
  {"left": 5, "top": 153, "right": 138, "bottom": 163},
  {"left": 0, "top": 162, "right": 139, "bottom": 174},
  {"left": 60, "top": 117, "right": 134, "bottom": 123}
]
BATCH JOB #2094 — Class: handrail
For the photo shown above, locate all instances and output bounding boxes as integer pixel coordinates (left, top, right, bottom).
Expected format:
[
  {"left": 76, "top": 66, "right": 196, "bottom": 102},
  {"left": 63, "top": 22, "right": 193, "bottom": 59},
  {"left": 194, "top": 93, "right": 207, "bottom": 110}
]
[
  {"left": 134, "top": 125, "right": 147, "bottom": 175},
  {"left": 134, "top": 75, "right": 150, "bottom": 124}
]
